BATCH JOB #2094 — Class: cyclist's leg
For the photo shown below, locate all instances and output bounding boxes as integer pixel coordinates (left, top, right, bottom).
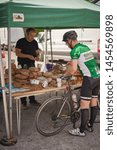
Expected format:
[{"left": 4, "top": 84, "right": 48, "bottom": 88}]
[
  {"left": 69, "top": 76, "right": 91, "bottom": 136},
  {"left": 88, "top": 78, "right": 100, "bottom": 128},
  {"left": 79, "top": 99, "right": 90, "bottom": 133},
  {"left": 89, "top": 97, "right": 98, "bottom": 128},
  {"left": 79, "top": 76, "right": 93, "bottom": 133}
]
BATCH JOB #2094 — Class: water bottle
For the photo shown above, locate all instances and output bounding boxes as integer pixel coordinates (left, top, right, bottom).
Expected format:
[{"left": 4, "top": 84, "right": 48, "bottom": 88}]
[
  {"left": 56, "top": 78, "right": 62, "bottom": 87},
  {"left": 72, "top": 93, "right": 78, "bottom": 109}
]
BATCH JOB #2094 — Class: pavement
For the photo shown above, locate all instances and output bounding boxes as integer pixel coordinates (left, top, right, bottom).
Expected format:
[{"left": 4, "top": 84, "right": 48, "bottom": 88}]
[{"left": 0, "top": 91, "right": 100, "bottom": 150}]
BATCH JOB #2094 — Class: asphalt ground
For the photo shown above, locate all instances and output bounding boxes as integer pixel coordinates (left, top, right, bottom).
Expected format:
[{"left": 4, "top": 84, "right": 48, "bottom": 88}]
[{"left": 0, "top": 90, "right": 100, "bottom": 150}]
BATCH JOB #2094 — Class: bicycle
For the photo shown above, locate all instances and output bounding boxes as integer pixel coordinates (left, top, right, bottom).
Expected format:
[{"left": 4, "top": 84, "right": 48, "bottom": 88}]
[{"left": 35, "top": 75, "right": 81, "bottom": 136}]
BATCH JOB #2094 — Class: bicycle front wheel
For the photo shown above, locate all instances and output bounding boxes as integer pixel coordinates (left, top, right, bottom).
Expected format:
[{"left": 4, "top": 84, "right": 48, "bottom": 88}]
[{"left": 35, "top": 96, "right": 71, "bottom": 136}]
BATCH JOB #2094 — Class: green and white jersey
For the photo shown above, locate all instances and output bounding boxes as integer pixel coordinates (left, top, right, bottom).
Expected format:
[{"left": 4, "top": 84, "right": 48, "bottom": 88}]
[{"left": 70, "top": 43, "right": 100, "bottom": 78}]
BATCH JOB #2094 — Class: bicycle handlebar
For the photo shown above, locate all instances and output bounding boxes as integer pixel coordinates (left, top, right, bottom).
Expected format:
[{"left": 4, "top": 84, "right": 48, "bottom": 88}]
[{"left": 60, "top": 75, "right": 72, "bottom": 81}]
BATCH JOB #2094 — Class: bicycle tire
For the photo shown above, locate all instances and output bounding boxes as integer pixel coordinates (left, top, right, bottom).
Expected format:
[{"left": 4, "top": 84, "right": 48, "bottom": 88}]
[{"left": 35, "top": 96, "right": 71, "bottom": 136}]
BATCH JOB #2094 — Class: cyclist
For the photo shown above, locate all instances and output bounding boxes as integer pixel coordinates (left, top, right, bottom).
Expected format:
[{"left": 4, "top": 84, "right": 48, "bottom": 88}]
[{"left": 63, "top": 31, "right": 100, "bottom": 137}]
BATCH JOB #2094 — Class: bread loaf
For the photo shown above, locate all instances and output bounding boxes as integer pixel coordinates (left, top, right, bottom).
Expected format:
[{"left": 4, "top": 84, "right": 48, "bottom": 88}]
[
  {"left": 15, "top": 74, "right": 28, "bottom": 80},
  {"left": 29, "top": 67, "right": 39, "bottom": 72}
]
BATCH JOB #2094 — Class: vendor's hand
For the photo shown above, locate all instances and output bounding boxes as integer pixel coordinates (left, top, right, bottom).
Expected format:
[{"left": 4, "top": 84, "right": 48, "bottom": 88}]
[
  {"left": 27, "top": 55, "right": 35, "bottom": 60},
  {"left": 39, "top": 50, "right": 44, "bottom": 54},
  {"left": 35, "top": 57, "right": 40, "bottom": 61}
]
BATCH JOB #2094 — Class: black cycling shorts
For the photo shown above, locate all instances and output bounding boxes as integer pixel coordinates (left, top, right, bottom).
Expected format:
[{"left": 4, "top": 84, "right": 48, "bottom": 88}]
[{"left": 80, "top": 76, "right": 100, "bottom": 100}]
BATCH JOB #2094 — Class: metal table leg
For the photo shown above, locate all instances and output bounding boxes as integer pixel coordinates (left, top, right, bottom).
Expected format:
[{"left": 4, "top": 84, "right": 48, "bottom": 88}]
[{"left": 16, "top": 99, "right": 21, "bottom": 135}]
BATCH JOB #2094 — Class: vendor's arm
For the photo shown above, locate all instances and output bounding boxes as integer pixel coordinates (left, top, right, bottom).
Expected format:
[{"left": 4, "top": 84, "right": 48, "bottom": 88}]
[
  {"left": 65, "top": 59, "right": 78, "bottom": 75},
  {"left": 15, "top": 48, "right": 35, "bottom": 60}
]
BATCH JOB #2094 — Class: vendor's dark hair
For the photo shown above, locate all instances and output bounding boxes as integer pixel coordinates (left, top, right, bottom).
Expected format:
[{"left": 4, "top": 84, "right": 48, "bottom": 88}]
[{"left": 26, "top": 28, "right": 36, "bottom": 33}]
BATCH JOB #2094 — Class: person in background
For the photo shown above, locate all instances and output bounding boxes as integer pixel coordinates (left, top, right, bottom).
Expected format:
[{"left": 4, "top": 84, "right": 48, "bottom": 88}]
[
  {"left": 15, "top": 28, "right": 42, "bottom": 109},
  {"left": 63, "top": 31, "right": 100, "bottom": 137}
]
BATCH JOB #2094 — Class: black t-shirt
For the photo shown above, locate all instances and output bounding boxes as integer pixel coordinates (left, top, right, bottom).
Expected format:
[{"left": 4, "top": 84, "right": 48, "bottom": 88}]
[{"left": 15, "top": 38, "right": 39, "bottom": 66}]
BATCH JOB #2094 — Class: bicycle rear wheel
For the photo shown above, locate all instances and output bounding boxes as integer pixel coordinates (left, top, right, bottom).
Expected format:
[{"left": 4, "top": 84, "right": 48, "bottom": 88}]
[{"left": 35, "top": 96, "right": 71, "bottom": 136}]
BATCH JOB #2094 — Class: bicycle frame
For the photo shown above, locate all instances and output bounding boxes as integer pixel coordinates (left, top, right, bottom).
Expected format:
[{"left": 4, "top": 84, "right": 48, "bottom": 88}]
[
  {"left": 57, "top": 77, "right": 79, "bottom": 119},
  {"left": 64, "top": 77, "right": 74, "bottom": 104}
]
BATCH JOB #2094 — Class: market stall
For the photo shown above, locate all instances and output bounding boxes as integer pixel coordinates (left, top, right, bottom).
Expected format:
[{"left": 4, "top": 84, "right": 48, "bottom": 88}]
[
  {"left": 0, "top": 0, "right": 100, "bottom": 146},
  {"left": 4, "top": 62, "right": 83, "bottom": 135}
]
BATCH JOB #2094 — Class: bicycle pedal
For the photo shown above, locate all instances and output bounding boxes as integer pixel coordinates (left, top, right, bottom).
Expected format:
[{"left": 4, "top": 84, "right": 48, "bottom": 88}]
[{"left": 61, "top": 115, "right": 70, "bottom": 119}]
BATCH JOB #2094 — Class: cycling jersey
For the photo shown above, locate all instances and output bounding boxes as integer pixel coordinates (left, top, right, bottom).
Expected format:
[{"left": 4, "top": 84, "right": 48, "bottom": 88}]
[{"left": 70, "top": 43, "right": 100, "bottom": 78}]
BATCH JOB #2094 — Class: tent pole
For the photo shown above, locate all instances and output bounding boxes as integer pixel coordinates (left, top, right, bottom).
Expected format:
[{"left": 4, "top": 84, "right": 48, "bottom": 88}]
[
  {"left": 0, "top": 28, "right": 17, "bottom": 146},
  {"left": 7, "top": 28, "right": 13, "bottom": 136},
  {"left": 0, "top": 39, "right": 10, "bottom": 139},
  {"left": 49, "top": 29, "right": 53, "bottom": 64},
  {"left": 40, "top": 29, "right": 47, "bottom": 72},
  {"left": 44, "top": 29, "right": 48, "bottom": 64}
]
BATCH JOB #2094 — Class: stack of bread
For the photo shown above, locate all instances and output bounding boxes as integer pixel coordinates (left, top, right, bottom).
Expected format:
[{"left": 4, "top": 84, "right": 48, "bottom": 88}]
[
  {"left": 4, "top": 63, "right": 83, "bottom": 91},
  {"left": 52, "top": 64, "right": 65, "bottom": 75}
]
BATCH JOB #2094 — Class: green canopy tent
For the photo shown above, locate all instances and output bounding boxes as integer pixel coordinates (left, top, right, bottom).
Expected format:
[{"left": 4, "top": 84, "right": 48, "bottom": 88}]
[
  {"left": 0, "top": 0, "right": 100, "bottom": 146},
  {"left": 0, "top": 0, "right": 100, "bottom": 28}
]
